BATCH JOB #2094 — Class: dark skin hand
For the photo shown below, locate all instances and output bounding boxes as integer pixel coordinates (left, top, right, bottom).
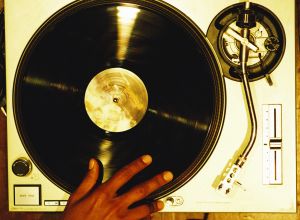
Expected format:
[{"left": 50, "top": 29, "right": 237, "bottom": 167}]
[{"left": 62, "top": 155, "right": 173, "bottom": 220}]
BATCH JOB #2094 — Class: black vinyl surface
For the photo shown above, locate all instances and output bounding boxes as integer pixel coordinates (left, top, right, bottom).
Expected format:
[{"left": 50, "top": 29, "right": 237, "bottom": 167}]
[{"left": 14, "top": 0, "right": 225, "bottom": 199}]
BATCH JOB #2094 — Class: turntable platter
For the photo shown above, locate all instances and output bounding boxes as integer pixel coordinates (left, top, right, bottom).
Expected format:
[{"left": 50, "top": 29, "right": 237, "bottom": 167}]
[{"left": 13, "top": 0, "right": 225, "bottom": 199}]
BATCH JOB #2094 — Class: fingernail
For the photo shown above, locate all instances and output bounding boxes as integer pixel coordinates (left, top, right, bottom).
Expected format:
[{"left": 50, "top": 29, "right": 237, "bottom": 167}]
[
  {"left": 89, "top": 159, "right": 95, "bottom": 170},
  {"left": 163, "top": 171, "right": 173, "bottom": 182},
  {"left": 142, "top": 155, "right": 152, "bottom": 165},
  {"left": 156, "top": 200, "right": 164, "bottom": 210}
]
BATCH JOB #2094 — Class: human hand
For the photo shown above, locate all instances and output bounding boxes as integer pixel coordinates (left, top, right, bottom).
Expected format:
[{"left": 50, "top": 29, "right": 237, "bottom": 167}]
[{"left": 62, "top": 155, "right": 173, "bottom": 220}]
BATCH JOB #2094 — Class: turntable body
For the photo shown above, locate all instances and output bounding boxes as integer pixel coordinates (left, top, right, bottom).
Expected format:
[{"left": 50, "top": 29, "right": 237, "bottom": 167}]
[{"left": 5, "top": 0, "right": 296, "bottom": 212}]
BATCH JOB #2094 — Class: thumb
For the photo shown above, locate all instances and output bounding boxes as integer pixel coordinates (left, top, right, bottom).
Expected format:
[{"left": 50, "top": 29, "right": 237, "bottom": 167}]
[{"left": 67, "top": 158, "right": 101, "bottom": 205}]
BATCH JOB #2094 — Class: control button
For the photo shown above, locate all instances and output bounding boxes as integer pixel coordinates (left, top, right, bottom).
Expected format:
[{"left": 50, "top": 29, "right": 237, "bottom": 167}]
[
  {"left": 165, "top": 196, "right": 184, "bottom": 206},
  {"left": 60, "top": 200, "right": 68, "bottom": 206},
  {"left": 12, "top": 158, "right": 32, "bottom": 177},
  {"left": 165, "top": 197, "right": 175, "bottom": 206},
  {"left": 45, "top": 200, "right": 59, "bottom": 206},
  {"left": 14, "top": 185, "right": 41, "bottom": 206}
]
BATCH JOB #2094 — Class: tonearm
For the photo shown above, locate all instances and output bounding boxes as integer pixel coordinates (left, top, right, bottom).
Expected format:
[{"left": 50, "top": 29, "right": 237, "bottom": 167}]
[{"left": 217, "top": 0, "right": 258, "bottom": 194}]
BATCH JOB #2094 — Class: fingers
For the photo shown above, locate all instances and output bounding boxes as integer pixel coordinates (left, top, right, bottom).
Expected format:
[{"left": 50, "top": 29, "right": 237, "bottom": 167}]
[
  {"left": 123, "top": 200, "right": 164, "bottom": 220},
  {"left": 120, "top": 171, "right": 173, "bottom": 205},
  {"left": 68, "top": 158, "right": 100, "bottom": 205},
  {"left": 103, "top": 155, "right": 153, "bottom": 194}
]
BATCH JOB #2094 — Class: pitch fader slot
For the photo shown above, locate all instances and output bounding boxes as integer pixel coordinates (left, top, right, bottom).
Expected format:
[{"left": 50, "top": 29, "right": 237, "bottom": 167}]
[{"left": 262, "top": 104, "right": 282, "bottom": 185}]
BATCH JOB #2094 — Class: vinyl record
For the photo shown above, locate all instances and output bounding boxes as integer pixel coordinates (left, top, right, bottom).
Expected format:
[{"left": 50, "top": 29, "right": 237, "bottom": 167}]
[{"left": 14, "top": 0, "right": 225, "bottom": 199}]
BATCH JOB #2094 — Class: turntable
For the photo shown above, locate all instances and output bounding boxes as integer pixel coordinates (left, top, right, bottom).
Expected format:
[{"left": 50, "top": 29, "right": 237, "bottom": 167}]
[{"left": 4, "top": 0, "right": 296, "bottom": 212}]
